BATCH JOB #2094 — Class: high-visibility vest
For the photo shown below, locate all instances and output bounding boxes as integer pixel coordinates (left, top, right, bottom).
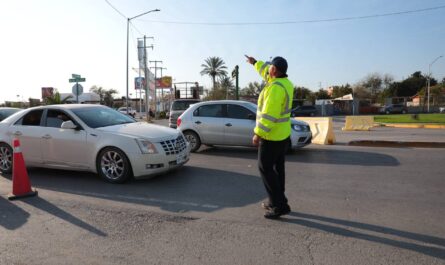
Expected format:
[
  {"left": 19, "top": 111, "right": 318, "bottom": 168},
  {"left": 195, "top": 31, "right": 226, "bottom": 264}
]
[{"left": 254, "top": 61, "right": 294, "bottom": 141}]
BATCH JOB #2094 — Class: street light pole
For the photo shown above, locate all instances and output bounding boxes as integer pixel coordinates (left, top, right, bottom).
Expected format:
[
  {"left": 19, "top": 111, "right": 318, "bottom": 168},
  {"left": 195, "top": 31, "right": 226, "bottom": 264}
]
[
  {"left": 126, "top": 8, "right": 160, "bottom": 114},
  {"left": 427, "top": 55, "right": 443, "bottom": 113}
]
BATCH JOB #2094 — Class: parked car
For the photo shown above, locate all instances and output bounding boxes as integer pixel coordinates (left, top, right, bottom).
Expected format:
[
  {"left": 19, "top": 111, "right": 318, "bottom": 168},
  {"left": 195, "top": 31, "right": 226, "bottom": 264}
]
[
  {"left": 177, "top": 100, "right": 312, "bottom": 152},
  {"left": 290, "top": 105, "right": 317, "bottom": 117},
  {"left": 379, "top": 104, "right": 408, "bottom": 114},
  {"left": 169, "top": 99, "right": 201, "bottom": 128},
  {"left": 0, "top": 104, "right": 190, "bottom": 183},
  {"left": 117, "top": 106, "right": 137, "bottom": 118},
  {"left": 0, "top": 107, "right": 22, "bottom": 121}
]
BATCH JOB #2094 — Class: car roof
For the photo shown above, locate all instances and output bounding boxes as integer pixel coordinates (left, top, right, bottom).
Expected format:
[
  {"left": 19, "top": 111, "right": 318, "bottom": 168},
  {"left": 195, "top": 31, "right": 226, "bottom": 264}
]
[{"left": 23, "top": 104, "right": 109, "bottom": 111}]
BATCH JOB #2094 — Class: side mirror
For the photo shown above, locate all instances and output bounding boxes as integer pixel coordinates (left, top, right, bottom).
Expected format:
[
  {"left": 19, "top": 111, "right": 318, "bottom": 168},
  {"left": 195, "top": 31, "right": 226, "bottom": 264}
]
[
  {"left": 61, "top": 120, "right": 77, "bottom": 130},
  {"left": 247, "top": 113, "right": 256, "bottom": 120}
]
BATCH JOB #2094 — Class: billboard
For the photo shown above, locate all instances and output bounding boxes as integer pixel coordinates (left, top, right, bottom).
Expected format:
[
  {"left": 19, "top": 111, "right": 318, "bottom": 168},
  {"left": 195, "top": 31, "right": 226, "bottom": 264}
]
[
  {"left": 41, "top": 87, "right": 54, "bottom": 99},
  {"left": 155, "top": 76, "right": 172, "bottom": 88},
  {"left": 134, "top": 77, "right": 146, "bottom": 90}
]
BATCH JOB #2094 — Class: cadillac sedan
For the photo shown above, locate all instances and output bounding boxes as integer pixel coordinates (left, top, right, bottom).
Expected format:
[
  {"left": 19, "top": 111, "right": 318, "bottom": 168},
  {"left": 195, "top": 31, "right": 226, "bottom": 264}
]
[
  {"left": 0, "top": 104, "right": 190, "bottom": 183},
  {"left": 177, "top": 100, "right": 312, "bottom": 152}
]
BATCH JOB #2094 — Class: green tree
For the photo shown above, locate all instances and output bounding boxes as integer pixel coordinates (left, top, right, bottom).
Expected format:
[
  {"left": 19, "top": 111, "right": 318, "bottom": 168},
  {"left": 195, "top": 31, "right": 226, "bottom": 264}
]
[
  {"left": 294, "top": 86, "right": 313, "bottom": 100},
  {"left": 315, "top": 89, "right": 331, "bottom": 100},
  {"left": 103, "top": 89, "right": 118, "bottom": 107},
  {"left": 219, "top": 76, "right": 235, "bottom": 99},
  {"left": 200, "top": 57, "right": 228, "bottom": 93},
  {"left": 241, "top": 81, "right": 263, "bottom": 97},
  {"left": 89, "top": 85, "right": 105, "bottom": 104},
  {"left": 45, "top": 90, "right": 73, "bottom": 105},
  {"left": 330, "top": 84, "right": 352, "bottom": 98}
]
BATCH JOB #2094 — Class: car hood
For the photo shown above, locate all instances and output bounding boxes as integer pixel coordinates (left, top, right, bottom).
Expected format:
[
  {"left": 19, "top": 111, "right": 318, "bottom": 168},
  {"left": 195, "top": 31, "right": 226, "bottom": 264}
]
[
  {"left": 291, "top": 119, "right": 309, "bottom": 126},
  {"left": 97, "top": 122, "right": 179, "bottom": 140}
]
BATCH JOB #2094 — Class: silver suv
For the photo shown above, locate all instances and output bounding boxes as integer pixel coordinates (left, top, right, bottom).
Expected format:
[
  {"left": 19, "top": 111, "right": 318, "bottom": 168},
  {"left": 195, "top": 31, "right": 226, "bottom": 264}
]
[
  {"left": 169, "top": 99, "right": 200, "bottom": 128},
  {"left": 177, "top": 100, "right": 312, "bottom": 152}
]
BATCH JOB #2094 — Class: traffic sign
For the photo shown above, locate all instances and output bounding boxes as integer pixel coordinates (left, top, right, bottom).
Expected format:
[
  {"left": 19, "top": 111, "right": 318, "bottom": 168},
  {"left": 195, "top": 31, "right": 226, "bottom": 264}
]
[
  {"left": 72, "top": 84, "right": 84, "bottom": 96},
  {"left": 72, "top": 74, "right": 81, "bottom": 78},
  {"left": 69, "top": 77, "right": 86, "bottom": 83}
]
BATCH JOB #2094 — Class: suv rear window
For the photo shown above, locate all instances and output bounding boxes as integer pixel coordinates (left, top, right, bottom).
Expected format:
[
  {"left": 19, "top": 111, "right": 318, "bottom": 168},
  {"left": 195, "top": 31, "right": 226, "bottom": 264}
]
[{"left": 171, "top": 100, "right": 200, "bottom": 111}]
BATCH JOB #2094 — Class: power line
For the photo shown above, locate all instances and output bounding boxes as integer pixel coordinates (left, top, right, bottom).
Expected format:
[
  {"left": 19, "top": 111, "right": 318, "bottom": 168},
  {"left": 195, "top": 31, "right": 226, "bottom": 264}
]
[
  {"left": 139, "top": 4, "right": 445, "bottom": 26},
  {"left": 104, "top": 0, "right": 126, "bottom": 19}
]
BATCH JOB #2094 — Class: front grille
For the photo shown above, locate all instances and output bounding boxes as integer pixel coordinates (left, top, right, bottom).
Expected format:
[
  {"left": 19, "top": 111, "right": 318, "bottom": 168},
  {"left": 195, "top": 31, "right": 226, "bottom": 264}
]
[{"left": 160, "top": 135, "right": 187, "bottom": 155}]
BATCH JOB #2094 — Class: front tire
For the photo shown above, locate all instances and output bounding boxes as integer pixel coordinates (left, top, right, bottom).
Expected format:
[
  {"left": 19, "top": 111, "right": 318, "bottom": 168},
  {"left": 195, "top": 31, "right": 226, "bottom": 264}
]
[
  {"left": 183, "top": 131, "right": 201, "bottom": 152},
  {"left": 96, "top": 147, "right": 132, "bottom": 183},
  {"left": 0, "top": 143, "right": 13, "bottom": 174}
]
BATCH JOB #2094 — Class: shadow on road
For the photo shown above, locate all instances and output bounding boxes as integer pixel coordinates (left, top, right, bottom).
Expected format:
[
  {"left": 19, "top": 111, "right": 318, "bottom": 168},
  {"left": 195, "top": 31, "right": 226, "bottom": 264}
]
[
  {"left": 0, "top": 196, "right": 30, "bottom": 230},
  {"left": 27, "top": 165, "right": 265, "bottom": 213},
  {"left": 288, "top": 148, "right": 400, "bottom": 166},
  {"left": 282, "top": 212, "right": 445, "bottom": 260},
  {"left": 22, "top": 197, "right": 107, "bottom": 237},
  {"left": 197, "top": 146, "right": 400, "bottom": 167}
]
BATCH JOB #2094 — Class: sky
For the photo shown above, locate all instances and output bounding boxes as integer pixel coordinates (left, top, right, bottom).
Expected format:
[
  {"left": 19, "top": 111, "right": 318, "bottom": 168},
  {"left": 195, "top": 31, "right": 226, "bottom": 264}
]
[{"left": 1, "top": 0, "right": 444, "bottom": 103}]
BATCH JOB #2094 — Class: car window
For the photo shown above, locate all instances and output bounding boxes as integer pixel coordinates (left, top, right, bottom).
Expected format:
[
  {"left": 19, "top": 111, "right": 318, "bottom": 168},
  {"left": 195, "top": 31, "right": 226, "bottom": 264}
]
[
  {"left": 194, "top": 104, "right": 223, "bottom": 118},
  {"left": 227, "top": 104, "right": 254, "bottom": 119},
  {"left": 72, "top": 106, "right": 135, "bottom": 128},
  {"left": 45, "top": 109, "right": 73, "bottom": 128},
  {"left": 19, "top": 110, "right": 44, "bottom": 126},
  {"left": 172, "top": 100, "right": 200, "bottom": 111}
]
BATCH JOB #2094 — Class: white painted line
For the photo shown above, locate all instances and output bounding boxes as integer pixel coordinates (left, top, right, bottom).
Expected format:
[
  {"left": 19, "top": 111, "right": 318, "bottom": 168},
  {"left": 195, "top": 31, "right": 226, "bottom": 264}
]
[{"left": 59, "top": 190, "right": 219, "bottom": 209}]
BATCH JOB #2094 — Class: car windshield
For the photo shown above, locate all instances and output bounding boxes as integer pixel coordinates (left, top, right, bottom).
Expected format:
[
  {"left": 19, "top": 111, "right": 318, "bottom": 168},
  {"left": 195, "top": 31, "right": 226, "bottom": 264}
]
[
  {"left": 71, "top": 106, "right": 135, "bottom": 128},
  {"left": 172, "top": 101, "right": 200, "bottom": 111}
]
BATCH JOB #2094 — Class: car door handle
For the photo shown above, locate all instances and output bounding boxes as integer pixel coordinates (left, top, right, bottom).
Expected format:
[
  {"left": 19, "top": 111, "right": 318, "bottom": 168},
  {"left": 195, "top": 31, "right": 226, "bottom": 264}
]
[
  {"left": 13, "top": 131, "right": 22, "bottom": 136},
  {"left": 225, "top": 123, "right": 232, "bottom": 127},
  {"left": 42, "top": 134, "right": 52, "bottom": 139},
  {"left": 195, "top": 121, "right": 202, "bottom": 124}
]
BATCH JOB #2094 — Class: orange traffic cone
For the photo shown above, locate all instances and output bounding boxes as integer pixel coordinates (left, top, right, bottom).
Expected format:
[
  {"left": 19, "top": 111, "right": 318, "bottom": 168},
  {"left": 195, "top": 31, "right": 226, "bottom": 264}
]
[{"left": 8, "top": 138, "right": 37, "bottom": 200}]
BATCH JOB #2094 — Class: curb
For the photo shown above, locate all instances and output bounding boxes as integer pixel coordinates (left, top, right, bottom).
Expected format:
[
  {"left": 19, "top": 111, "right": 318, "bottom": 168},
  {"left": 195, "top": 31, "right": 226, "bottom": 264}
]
[
  {"left": 348, "top": 140, "right": 445, "bottom": 148},
  {"left": 375, "top": 123, "right": 445, "bottom": 129}
]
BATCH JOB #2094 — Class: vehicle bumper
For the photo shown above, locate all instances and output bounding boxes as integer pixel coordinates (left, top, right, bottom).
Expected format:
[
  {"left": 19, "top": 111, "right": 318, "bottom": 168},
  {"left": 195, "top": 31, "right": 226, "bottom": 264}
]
[
  {"left": 290, "top": 131, "right": 312, "bottom": 149},
  {"left": 128, "top": 148, "right": 190, "bottom": 179}
]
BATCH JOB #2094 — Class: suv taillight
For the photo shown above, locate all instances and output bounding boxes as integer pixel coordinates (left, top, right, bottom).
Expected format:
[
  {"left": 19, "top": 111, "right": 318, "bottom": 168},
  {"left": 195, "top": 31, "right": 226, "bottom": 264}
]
[{"left": 177, "top": 117, "right": 181, "bottom": 127}]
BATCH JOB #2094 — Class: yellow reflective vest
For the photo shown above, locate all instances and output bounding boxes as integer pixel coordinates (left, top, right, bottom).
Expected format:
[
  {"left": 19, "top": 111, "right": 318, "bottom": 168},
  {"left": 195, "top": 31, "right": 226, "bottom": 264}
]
[{"left": 254, "top": 61, "right": 294, "bottom": 141}]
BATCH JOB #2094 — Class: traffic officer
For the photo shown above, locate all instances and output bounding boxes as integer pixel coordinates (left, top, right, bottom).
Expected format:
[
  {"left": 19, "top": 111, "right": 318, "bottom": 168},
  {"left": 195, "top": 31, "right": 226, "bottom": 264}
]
[{"left": 246, "top": 55, "right": 294, "bottom": 219}]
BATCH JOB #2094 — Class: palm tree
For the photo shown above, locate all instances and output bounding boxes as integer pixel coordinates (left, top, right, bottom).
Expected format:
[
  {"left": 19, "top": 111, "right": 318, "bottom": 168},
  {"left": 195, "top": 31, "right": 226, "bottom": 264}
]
[
  {"left": 103, "top": 89, "right": 118, "bottom": 107},
  {"left": 90, "top": 85, "right": 105, "bottom": 104},
  {"left": 45, "top": 91, "right": 73, "bottom": 105},
  {"left": 219, "top": 76, "right": 234, "bottom": 99},
  {"left": 200, "top": 57, "right": 228, "bottom": 92}
]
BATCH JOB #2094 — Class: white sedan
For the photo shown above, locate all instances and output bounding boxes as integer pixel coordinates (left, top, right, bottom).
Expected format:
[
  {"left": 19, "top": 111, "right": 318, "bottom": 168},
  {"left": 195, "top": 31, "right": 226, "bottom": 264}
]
[{"left": 0, "top": 104, "right": 190, "bottom": 183}]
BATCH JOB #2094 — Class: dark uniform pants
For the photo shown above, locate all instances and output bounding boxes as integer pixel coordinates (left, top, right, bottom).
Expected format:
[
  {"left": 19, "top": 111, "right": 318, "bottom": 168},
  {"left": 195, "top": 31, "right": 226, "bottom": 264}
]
[{"left": 258, "top": 137, "right": 290, "bottom": 209}]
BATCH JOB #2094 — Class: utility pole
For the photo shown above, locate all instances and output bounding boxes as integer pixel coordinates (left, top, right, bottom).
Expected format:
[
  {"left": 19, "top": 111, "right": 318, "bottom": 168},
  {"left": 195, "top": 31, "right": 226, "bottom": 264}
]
[
  {"left": 138, "top": 37, "right": 153, "bottom": 117},
  {"left": 149, "top": 60, "right": 163, "bottom": 119},
  {"left": 143, "top": 36, "right": 154, "bottom": 121}
]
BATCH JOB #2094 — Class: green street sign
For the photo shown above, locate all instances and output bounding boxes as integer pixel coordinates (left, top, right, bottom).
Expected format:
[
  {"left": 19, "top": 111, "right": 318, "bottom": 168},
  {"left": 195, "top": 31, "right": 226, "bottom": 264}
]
[
  {"left": 69, "top": 77, "right": 86, "bottom": 83},
  {"left": 72, "top": 74, "right": 81, "bottom": 78}
]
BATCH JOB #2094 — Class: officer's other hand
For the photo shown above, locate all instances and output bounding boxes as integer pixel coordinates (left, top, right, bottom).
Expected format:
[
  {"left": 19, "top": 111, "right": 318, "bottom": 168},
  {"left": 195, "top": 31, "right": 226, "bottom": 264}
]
[
  {"left": 245, "top": 55, "right": 256, "bottom": 65},
  {"left": 252, "top": 134, "right": 260, "bottom": 146}
]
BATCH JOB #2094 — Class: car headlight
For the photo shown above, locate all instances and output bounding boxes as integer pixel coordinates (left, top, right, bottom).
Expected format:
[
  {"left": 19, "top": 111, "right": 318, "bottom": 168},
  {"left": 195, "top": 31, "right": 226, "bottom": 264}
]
[
  {"left": 292, "top": 124, "right": 304, "bottom": 131},
  {"left": 136, "top": 139, "right": 158, "bottom": 154}
]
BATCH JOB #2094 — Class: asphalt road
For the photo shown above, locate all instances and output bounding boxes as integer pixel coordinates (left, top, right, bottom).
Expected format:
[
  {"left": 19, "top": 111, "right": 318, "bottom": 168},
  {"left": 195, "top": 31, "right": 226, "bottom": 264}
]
[{"left": 1, "top": 141, "right": 445, "bottom": 264}]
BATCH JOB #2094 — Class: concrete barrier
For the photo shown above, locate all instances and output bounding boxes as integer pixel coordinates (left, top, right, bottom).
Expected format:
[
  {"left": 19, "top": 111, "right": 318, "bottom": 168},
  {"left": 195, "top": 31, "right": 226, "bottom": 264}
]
[
  {"left": 296, "top": 117, "right": 335, "bottom": 145},
  {"left": 342, "top": 116, "right": 374, "bottom": 131}
]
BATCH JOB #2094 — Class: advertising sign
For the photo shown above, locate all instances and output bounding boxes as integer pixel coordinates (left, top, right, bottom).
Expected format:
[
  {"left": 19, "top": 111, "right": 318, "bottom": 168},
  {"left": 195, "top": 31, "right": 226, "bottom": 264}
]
[
  {"left": 135, "top": 77, "right": 146, "bottom": 90},
  {"left": 41, "top": 87, "right": 54, "bottom": 99},
  {"left": 155, "top": 76, "right": 172, "bottom": 88}
]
